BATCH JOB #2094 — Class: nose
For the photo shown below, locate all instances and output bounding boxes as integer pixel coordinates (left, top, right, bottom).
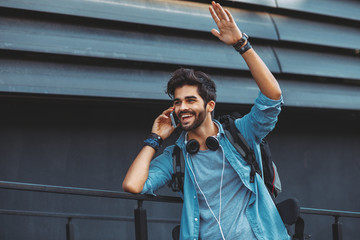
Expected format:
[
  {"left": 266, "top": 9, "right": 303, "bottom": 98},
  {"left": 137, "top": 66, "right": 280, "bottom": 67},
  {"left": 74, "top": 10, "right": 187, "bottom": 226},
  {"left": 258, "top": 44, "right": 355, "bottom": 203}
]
[{"left": 179, "top": 101, "right": 189, "bottom": 112}]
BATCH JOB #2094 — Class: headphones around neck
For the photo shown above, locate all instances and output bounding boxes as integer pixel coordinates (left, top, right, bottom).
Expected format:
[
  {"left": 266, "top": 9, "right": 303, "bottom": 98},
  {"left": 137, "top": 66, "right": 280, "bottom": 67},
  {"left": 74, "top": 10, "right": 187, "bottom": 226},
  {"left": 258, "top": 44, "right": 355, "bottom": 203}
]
[{"left": 186, "top": 136, "right": 219, "bottom": 154}]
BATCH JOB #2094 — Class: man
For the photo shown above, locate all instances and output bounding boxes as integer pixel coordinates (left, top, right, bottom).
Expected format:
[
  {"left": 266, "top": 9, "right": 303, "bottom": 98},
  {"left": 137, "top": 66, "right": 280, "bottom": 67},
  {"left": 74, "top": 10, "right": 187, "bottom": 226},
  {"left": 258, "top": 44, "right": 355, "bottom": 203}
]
[{"left": 123, "top": 1, "right": 289, "bottom": 239}]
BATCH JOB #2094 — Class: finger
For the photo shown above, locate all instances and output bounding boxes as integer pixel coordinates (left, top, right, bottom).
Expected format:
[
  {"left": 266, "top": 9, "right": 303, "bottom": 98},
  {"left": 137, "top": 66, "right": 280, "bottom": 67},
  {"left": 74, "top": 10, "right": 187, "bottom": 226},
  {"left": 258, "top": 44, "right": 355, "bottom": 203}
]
[
  {"left": 212, "top": 2, "right": 224, "bottom": 20},
  {"left": 224, "top": 9, "right": 234, "bottom": 23},
  {"left": 156, "top": 114, "right": 170, "bottom": 125},
  {"left": 215, "top": 2, "right": 229, "bottom": 21},
  {"left": 209, "top": 6, "right": 220, "bottom": 23},
  {"left": 162, "top": 106, "right": 175, "bottom": 116}
]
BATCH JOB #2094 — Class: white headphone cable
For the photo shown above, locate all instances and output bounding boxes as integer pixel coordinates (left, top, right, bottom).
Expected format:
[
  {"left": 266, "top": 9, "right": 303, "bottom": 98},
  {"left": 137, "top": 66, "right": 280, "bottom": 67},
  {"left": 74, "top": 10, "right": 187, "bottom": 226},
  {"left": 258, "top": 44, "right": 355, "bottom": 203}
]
[{"left": 186, "top": 145, "right": 226, "bottom": 240}]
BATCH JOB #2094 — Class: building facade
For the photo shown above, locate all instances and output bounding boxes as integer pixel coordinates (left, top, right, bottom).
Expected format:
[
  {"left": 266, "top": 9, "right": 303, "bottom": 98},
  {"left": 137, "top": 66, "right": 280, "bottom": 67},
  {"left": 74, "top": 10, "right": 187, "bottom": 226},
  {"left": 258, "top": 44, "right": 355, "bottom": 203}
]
[{"left": 0, "top": 0, "right": 359, "bottom": 239}]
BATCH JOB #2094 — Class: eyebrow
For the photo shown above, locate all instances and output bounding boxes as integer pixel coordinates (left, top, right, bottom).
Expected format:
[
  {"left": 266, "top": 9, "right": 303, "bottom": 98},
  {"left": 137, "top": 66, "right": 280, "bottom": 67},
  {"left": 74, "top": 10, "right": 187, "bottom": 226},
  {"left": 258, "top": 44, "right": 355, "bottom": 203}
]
[{"left": 173, "top": 96, "right": 198, "bottom": 102}]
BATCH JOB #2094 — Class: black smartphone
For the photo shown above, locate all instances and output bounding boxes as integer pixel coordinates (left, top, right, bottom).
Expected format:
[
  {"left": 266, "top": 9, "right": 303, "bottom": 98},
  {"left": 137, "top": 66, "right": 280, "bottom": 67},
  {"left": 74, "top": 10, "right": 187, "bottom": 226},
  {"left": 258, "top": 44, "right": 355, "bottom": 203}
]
[{"left": 170, "top": 111, "right": 180, "bottom": 128}]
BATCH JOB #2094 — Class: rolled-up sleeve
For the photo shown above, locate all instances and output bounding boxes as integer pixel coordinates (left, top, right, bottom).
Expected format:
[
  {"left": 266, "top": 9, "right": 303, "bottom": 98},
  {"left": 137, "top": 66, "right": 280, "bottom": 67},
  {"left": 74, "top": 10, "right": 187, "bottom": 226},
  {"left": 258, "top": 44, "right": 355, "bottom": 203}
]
[
  {"left": 141, "top": 146, "right": 174, "bottom": 195},
  {"left": 236, "top": 92, "right": 284, "bottom": 145}
]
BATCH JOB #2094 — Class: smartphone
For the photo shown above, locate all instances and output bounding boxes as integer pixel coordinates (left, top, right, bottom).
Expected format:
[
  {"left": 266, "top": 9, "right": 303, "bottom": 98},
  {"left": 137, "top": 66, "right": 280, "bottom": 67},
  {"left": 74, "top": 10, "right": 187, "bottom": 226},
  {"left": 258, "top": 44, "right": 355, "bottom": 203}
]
[{"left": 170, "top": 111, "right": 180, "bottom": 128}]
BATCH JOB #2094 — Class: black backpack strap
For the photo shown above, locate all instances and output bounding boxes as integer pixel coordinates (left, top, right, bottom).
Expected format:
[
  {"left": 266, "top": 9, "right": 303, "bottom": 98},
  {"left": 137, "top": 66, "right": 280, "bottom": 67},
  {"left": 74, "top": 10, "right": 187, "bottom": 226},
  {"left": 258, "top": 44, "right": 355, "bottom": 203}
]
[
  {"left": 222, "top": 113, "right": 261, "bottom": 182},
  {"left": 230, "top": 117, "right": 251, "bottom": 155},
  {"left": 220, "top": 113, "right": 249, "bottom": 158},
  {"left": 169, "top": 145, "right": 185, "bottom": 193}
]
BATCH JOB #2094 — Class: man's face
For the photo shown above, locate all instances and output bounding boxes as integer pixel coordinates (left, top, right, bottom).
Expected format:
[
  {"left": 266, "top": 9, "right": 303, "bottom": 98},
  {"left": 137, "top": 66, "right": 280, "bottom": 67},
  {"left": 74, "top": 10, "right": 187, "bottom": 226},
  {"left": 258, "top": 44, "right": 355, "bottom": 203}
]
[{"left": 173, "top": 85, "right": 207, "bottom": 131}]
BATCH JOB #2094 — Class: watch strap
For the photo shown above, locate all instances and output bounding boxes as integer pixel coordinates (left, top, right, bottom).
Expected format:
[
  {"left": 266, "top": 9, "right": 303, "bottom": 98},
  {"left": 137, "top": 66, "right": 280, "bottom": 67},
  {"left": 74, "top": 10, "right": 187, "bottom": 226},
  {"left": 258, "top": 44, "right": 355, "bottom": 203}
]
[
  {"left": 233, "top": 33, "right": 252, "bottom": 55},
  {"left": 237, "top": 41, "right": 252, "bottom": 55},
  {"left": 233, "top": 33, "right": 248, "bottom": 51}
]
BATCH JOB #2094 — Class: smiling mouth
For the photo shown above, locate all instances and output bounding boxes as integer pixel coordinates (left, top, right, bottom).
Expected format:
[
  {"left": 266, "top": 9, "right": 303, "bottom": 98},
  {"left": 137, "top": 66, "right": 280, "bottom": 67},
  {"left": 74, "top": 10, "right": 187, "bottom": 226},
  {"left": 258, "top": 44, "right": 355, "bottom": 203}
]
[{"left": 179, "top": 113, "right": 194, "bottom": 123}]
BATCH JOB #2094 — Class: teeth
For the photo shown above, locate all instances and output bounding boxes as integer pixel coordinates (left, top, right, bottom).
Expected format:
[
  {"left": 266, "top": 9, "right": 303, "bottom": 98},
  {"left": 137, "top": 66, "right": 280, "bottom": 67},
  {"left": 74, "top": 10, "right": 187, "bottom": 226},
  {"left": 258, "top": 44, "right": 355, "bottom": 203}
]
[{"left": 182, "top": 114, "right": 191, "bottom": 118}]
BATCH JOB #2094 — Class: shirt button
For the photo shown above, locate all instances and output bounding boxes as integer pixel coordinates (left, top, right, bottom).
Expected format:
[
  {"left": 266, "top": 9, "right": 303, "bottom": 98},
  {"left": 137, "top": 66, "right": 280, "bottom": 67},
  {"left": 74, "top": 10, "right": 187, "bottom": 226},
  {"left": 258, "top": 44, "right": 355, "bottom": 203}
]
[
  {"left": 193, "top": 195, "right": 196, "bottom": 199},
  {"left": 194, "top": 218, "right": 198, "bottom": 222}
]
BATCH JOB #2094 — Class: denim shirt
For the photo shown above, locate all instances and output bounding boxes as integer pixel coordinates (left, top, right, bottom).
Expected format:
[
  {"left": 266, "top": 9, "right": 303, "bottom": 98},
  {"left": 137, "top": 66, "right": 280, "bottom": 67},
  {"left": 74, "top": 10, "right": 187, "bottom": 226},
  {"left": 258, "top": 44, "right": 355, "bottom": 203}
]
[{"left": 141, "top": 92, "right": 290, "bottom": 240}]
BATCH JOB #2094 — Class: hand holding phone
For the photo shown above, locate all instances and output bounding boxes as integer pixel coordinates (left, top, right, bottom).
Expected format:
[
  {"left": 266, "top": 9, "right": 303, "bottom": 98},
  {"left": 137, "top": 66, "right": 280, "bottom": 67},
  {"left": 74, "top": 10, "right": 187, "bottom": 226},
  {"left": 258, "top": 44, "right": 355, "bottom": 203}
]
[{"left": 151, "top": 107, "right": 178, "bottom": 141}]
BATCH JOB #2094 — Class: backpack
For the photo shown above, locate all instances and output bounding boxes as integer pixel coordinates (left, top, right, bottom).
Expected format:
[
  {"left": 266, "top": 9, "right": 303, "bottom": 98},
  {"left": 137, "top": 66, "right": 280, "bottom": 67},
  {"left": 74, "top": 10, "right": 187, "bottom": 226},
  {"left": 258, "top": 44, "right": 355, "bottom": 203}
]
[{"left": 169, "top": 112, "right": 282, "bottom": 199}]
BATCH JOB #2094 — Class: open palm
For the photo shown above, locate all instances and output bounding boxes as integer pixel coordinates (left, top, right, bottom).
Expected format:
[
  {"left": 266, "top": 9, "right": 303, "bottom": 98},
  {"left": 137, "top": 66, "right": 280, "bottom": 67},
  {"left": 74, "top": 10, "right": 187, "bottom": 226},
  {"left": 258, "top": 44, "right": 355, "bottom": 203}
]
[{"left": 209, "top": 1, "right": 242, "bottom": 45}]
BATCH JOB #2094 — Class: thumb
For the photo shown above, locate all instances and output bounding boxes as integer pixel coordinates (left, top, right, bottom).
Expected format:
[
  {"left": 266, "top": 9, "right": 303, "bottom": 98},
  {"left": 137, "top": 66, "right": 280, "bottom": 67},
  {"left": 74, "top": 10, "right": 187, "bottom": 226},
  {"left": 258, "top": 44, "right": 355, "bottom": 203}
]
[{"left": 211, "top": 28, "right": 221, "bottom": 39}]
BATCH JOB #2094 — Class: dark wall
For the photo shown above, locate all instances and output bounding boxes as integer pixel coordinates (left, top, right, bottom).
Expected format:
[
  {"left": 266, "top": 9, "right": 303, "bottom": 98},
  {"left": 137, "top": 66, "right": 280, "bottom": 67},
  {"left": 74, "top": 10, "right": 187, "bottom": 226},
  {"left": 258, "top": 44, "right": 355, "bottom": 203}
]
[
  {"left": 0, "top": 95, "right": 359, "bottom": 239},
  {"left": 270, "top": 108, "right": 360, "bottom": 239},
  {"left": 0, "top": 95, "right": 180, "bottom": 240}
]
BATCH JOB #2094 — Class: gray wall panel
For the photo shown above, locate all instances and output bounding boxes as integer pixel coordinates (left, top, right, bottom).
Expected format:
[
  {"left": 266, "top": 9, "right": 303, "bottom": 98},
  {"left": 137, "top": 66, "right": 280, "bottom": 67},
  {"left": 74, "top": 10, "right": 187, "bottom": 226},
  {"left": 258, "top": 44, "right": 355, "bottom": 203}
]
[
  {"left": 277, "top": 0, "right": 360, "bottom": 21},
  {"left": 0, "top": 0, "right": 359, "bottom": 107},
  {"left": 0, "top": 17, "right": 278, "bottom": 72},
  {"left": 1, "top": 57, "right": 360, "bottom": 110},
  {"left": 229, "top": 0, "right": 276, "bottom": 7},
  {"left": 272, "top": 14, "right": 360, "bottom": 50},
  {"left": 275, "top": 47, "right": 360, "bottom": 80},
  {"left": 227, "top": 0, "right": 360, "bottom": 21},
  {"left": 0, "top": 58, "right": 269, "bottom": 103},
  {"left": 0, "top": 0, "right": 278, "bottom": 40},
  {"left": 280, "top": 80, "right": 360, "bottom": 110},
  {"left": 0, "top": 58, "right": 170, "bottom": 100},
  {"left": 210, "top": 74, "right": 360, "bottom": 110}
]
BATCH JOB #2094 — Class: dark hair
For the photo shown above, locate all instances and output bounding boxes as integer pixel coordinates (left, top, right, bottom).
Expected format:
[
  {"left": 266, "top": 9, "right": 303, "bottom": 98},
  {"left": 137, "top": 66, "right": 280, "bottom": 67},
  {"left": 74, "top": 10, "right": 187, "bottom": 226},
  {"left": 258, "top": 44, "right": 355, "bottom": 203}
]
[{"left": 166, "top": 68, "right": 216, "bottom": 105}]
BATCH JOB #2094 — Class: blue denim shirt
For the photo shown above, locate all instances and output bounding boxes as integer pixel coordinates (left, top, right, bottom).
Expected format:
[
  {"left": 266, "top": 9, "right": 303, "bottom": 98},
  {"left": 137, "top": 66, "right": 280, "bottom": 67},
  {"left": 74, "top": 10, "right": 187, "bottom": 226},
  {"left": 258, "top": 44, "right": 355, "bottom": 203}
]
[{"left": 142, "top": 92, "right": 290, "bottom": 240}]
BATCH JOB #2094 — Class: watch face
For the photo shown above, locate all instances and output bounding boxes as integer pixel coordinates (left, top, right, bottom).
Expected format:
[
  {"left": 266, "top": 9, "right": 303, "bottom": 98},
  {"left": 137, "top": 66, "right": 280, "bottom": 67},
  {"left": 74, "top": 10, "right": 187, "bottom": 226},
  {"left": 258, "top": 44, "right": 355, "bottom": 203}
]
[
  {"left": 233, "top": 33, "right": 248, "bottom": 49},
  {"left": 239, "top": 34, "right": 247, "bottom": 43}
]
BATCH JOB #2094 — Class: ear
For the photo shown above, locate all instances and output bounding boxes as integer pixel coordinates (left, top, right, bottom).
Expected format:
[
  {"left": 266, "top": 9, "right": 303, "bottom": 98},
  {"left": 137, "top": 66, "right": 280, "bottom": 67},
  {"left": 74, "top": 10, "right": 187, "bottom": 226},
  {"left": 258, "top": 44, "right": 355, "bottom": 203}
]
[{"left": 206, "top": 100, "right": 216, "bottom": 113}]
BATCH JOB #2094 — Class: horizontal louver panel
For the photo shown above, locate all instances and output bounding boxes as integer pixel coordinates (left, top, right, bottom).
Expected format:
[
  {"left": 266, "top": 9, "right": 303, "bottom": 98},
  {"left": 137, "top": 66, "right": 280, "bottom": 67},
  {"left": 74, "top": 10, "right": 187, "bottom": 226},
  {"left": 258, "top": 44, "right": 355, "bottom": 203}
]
[
  {"left": 0, "top": 0, "right": 278, "bottom": 40},
  {"left": 274, "top": 47, "right": 360, "bottom": 80},
  {"left": 0, "top": 0, "right": 359, "bottom": 110},
  {"left": 0, "top": 19, "right": 279, "bottom": 72},
  {"left": 277, "top": 0, "right": 360, "bottom": 21},
  {"left": 272, "top": 14, "right": 360, "bottom": 50},
  {"left": 1, "top": 58, "right": 360, "bottom": 110}
]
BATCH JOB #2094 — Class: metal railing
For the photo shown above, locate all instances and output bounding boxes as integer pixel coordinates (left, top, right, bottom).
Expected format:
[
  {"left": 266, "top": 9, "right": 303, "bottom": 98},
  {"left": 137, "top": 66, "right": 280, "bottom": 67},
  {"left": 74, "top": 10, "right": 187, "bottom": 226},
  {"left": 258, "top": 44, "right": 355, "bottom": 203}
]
[
  {"left": 0, "top": 180, "right": 359, "bottom": 240},
  {"left": 0, "top": 180, "right": 182, "bottom": 240},
  {"left": 299, "top": 207, "right": 360, "bottom": 240}
]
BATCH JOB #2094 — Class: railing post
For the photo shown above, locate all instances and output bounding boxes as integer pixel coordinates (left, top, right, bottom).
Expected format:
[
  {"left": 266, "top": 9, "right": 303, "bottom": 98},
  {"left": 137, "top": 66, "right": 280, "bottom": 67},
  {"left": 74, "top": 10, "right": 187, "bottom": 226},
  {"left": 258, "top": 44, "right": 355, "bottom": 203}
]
[
  {"left": 66, "top": 217, "right": 75, "bottom": 240},
  {"left": 134, "top": 200, "right": 148, "bottom": 240},
  {"left": 332, "top": 216, "right": 343, "bottom": 240}
]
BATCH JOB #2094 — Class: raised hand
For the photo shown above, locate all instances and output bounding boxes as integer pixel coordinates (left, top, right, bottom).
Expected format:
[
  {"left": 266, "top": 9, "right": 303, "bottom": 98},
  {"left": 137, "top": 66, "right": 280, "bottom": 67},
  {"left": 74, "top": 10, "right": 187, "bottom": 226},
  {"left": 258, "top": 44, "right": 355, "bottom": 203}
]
[{"left": 209, "top": 1, "right": 242, "bottom": 45}]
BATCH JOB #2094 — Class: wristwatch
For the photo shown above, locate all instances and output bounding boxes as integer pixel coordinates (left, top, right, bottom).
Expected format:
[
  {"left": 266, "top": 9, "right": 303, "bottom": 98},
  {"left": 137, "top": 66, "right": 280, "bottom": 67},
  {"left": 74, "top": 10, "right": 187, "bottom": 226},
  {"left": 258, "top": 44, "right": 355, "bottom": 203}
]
[
  {"left": 233, "top": 33, "right": 252, "bottom": 55},
  {"left": 233, "top": 33, "right": 248, "bottom": 50}
]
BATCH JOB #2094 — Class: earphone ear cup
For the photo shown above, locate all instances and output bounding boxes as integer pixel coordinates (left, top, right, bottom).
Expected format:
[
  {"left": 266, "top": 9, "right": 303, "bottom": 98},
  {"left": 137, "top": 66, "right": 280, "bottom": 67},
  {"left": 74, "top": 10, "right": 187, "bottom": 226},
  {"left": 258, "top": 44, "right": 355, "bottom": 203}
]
[
  {"left": 206, "top": 136, "right": 219, "bottom": 151},
  {"left": 186, "top": 139, "right": 200, "bottom": 154}
]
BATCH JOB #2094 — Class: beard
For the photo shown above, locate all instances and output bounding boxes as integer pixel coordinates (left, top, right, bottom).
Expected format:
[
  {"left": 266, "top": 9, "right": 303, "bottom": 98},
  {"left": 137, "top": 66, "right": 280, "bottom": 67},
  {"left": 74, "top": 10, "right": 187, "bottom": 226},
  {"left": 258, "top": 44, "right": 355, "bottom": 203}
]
[{"left": 180, "top": 107, "right": 207, "bottom": 131}]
